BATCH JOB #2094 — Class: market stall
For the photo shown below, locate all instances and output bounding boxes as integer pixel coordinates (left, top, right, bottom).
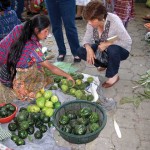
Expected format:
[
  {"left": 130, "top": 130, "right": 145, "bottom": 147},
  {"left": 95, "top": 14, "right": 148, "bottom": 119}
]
[{"left": 0, "top": 71, "right": 116, "bottom": 149}]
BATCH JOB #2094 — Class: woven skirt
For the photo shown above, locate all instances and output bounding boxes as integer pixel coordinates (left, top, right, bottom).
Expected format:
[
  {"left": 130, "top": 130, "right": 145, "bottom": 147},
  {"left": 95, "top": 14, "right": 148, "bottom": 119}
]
[{"left": 0, "top": 65, "right": 53, "bottom": 103}]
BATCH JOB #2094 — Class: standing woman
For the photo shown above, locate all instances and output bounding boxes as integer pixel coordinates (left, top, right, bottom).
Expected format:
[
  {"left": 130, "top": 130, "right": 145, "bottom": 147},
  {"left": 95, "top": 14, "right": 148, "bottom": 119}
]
[
  {"left": 77, "top": 1, "right": 132, "bottom": 88},
  {"left": 0, "top": 15, "right": 74, "bottom": 102},
  {"left": 44, "top": 0, "right": 81, "bottom": 62}
]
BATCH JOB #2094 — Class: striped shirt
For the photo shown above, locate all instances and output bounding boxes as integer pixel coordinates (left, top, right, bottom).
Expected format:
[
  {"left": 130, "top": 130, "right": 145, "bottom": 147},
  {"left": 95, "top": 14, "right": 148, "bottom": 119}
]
[{"left": 0, "top": 24, "right": 46, "bottom": 68}]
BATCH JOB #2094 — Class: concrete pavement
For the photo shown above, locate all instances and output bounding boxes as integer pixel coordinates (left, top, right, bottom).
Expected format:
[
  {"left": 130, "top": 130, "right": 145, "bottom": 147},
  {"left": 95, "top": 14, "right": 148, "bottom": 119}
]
[{"left": 43, "top": 3, "right": 150, "bottom": 150}]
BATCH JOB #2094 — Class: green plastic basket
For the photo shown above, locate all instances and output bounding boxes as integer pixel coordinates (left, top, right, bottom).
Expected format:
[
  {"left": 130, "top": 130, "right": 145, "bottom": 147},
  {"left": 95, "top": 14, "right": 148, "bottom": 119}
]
[{"left": 53, "top": 100, "right": 107, "bottom": 144}]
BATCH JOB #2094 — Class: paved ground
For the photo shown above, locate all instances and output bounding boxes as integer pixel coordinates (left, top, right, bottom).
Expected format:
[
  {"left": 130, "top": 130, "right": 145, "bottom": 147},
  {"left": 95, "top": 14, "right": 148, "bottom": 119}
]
[{"left": 42, "top": 3, "right": 150, "bottom": 150}]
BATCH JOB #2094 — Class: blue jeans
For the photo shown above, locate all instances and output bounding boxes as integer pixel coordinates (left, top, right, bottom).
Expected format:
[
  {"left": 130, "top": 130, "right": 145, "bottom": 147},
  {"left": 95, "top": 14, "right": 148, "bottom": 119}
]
[
  {"left": 11, "top": 0, "right": 24, "bottom": 19},
  {"left": 44, "top": 0, "right": 80, "bottom": 56},
  {"left": 77, "top": 44, "right": 129, "bottom": 78}
]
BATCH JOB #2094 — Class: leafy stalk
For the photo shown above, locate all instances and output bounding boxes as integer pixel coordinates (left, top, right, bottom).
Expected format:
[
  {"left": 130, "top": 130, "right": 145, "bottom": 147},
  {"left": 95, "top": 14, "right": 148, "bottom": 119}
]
[{"left": 120, "top": 70, "right": 150, "bottom": 108}]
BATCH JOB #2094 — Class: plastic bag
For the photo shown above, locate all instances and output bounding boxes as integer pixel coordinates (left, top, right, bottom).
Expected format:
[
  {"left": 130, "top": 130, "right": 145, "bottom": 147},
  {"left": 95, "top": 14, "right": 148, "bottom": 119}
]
[{"left": 95, "top": 50, "right": 108, "bottom": 68}]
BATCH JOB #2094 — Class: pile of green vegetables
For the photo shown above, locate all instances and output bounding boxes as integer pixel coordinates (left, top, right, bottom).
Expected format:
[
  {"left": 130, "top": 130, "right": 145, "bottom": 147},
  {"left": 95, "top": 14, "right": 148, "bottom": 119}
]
[
  {"left": 120, "top": 70, "right": 150, "bottom": 107},
  {"left": 59, "top": 107, "right": 100, "bottom": 135},
  {"left": 44, "top": 67, "right": 95, "bottom": 101},
  {"left": 8, "top": 107, "right": 53, "bottom": 146},
  {"left": 49, "top": 73, "right": 95, "bottom": 101},
  {"left": 0, "top": 103, "right": 16, "bottom": 118}
]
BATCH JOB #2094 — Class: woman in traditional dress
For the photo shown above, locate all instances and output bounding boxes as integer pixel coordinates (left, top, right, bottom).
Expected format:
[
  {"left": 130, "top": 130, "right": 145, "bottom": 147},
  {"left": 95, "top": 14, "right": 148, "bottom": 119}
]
[{"left": 0, "top": 14, "right": 74, "bottom": 102}]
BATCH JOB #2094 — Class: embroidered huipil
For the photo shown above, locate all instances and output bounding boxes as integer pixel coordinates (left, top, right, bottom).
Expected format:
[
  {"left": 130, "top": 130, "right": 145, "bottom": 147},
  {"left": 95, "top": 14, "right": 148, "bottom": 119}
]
[
  {"left": 0, "top": 24, "right": 46, "bottom": 68},
  {"left": 0, "top": 24, "right": 46, "bottom": 87}
]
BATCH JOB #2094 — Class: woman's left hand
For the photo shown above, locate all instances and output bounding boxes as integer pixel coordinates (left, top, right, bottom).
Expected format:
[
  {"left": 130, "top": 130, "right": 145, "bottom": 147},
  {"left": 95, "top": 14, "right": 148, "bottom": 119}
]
[{"left": 98, "top": 41, "right": 113, "bottom": 51}]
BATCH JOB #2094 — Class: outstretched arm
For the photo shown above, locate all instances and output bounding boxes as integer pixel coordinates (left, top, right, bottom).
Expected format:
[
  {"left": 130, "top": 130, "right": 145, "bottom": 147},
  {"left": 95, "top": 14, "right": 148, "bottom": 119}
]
[{"left": 39, "top": 60, "right": 74, "bottom": 82}]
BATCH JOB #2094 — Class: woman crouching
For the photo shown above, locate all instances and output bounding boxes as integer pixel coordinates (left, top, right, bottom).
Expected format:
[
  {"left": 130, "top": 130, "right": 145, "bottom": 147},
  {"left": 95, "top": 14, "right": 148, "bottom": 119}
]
[{"left": 77, "top": 1, "right": 132, "bottom": 88}]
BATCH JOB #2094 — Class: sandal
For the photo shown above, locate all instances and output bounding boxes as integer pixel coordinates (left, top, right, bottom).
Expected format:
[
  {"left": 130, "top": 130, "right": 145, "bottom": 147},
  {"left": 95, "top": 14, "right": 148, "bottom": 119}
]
[
  {"left": 97, "top": 67, "right": 106, "bottom": 72},
  {"left": 74, "top": 56, "right": 81, "bottom": 63},
  {"left": 102, "top": 76, "right": 120, "bottom": 88},
  {"left": 57, "top": 55, "right": 65, "bottom": 61}
]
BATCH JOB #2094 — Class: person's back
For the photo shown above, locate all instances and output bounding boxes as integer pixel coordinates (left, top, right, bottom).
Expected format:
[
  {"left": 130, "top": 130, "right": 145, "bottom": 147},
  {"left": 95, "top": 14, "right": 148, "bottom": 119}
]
[{"left": 0, "top": 0, "right": 21, "bottom": 41}]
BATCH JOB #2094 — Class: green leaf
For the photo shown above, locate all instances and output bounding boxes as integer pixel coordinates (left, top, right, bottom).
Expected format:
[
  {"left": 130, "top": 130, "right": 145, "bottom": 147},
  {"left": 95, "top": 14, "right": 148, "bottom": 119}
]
[
  {"left": 140, "top": 74, "right": 149, "bottom": 79},
  {"left": 146, "top": 70, "right": 150, "bottom": 75},
  {"left": 53, "top": 62, "right": 78, "bottom": 73},
  {"left": 120, "top": 97, "right": 134, "bottom": 105},
  {"left": 133, "top": 99, "right": 141, "bottom": 108}
]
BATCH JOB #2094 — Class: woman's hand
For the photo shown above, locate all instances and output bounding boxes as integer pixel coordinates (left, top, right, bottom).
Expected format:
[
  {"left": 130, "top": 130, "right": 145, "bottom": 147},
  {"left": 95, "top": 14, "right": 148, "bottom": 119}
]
[
  {"left": 40, "top": 60, "right": 75, "bottom": 84},
  {"left": 85, "top": 44, "right": 96, "bottom": 65},
  {"left": 66, "top": 75, "right": 75, "bottom": 85},
  {"left": 98, "top": 41, "right": 113, "bottom": 51}
]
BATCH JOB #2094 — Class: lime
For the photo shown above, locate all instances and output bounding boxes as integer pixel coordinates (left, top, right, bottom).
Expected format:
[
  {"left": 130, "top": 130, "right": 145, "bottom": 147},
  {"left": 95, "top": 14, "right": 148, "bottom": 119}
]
[
  {"left": 61, "top": 85, "right": 68, "bottom": 93},
  {"left": 43, "top": 90, "right": 52, "bottom": 99},
  {"left": 45, "top": 108, "right": 54, "bottom": 117},
  {"left": 87, "top": 77, "right": 94, "bottom": 83},
  {"left": 45, "top": 100, "right": 53, "bottom": 108},
  {"left": 76, "top": 79, "right": 82, "bottom": 85},
  {"left": 54, "top": 101, "right": 61, "bottom": 109},
  {"left": 36, "top": 92, "right": 42, "bottom": 99},
  {"left": 51, "top": 95, "right": 58, "bottom": 103}
]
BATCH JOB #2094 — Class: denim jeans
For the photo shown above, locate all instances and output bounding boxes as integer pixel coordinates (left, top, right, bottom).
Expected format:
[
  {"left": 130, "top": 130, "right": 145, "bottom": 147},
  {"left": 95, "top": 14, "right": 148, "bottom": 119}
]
[
  {"left": 11, "top": 0, "right": 24, "bottom": 19},
  {"left": 44, "top": 0, "right": 80, "bottom": 56},
  {"left": 77, "top": 44, "right": 129, "bottom": 78}
]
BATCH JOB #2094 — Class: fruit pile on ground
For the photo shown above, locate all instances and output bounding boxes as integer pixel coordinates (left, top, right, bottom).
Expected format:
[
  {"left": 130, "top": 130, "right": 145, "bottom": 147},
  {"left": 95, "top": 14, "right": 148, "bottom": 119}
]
[
  {"left": 59, "top": 107, "right": 100, "bottom": 135},
  {"left": 28, "top": 89, "right": 61, "bottom": 117},
  {"left": 50, "top": 73, "right": 95, "bottom": 101},
  {"left": 8, "top": 107, "right": 54, "bottom": 146},
  {"left": 8, "top": 89, "right": 61, "bottom": 146}
]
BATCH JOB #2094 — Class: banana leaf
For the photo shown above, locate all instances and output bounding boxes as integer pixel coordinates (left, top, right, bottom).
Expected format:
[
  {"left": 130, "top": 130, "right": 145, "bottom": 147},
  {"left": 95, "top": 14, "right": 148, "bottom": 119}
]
[{"left": 53, "top": 62, "right": 78, "bottom": 73}]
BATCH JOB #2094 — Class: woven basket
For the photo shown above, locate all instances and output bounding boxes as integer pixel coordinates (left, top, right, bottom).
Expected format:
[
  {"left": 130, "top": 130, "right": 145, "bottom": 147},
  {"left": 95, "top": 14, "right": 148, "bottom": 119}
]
[{"left": 53, "top": 100, "right": 107, "bottom": 144}]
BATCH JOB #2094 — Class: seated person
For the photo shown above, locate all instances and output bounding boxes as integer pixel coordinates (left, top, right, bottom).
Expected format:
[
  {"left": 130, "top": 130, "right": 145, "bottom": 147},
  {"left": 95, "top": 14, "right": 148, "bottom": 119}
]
[
  {"left": 0, "top": 0, "right": 21, "bottom": 41},
  {"left": 0, "top": 14, "right": 74, "bottom": 101},
  {"left": 77, "top": 1, "right": 132, "bottom": 88}
]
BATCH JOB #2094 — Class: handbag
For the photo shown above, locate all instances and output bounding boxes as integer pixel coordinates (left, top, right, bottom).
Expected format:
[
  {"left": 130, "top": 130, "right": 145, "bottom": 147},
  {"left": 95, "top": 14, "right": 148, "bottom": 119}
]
[{"left": 95, "top": 49, "right": 108, "bottom": 68}]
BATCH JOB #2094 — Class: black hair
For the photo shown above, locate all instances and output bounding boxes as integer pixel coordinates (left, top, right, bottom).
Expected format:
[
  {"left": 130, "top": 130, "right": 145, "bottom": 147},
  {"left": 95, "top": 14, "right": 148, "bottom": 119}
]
[
  {"left": 7, "top": 15, "right": 50, "bottom": 86},
  {"left": 0, "top": 0, "right": 11, "bottom": 11}
]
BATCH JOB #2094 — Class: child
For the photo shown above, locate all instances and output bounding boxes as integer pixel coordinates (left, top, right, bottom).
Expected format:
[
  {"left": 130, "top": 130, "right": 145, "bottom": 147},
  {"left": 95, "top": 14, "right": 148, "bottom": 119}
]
[{"left": 0, "top": 0, "right": 20, "bottom": 41}]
